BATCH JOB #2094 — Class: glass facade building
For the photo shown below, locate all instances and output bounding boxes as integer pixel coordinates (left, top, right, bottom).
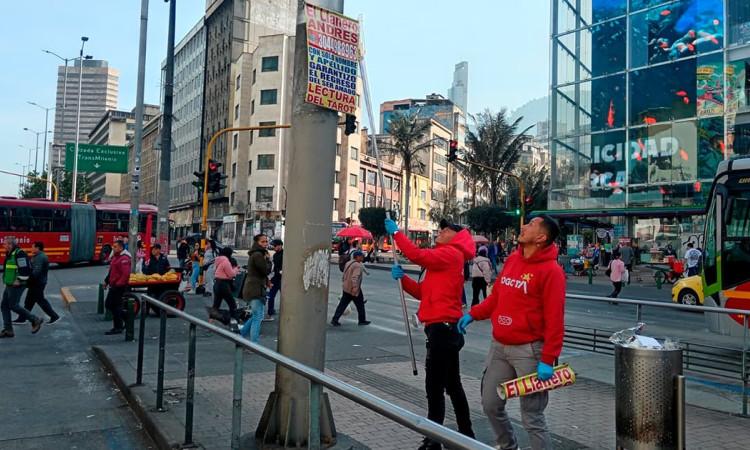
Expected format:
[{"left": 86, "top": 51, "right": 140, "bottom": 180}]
[{"left": 550, "top": 0, "right": 750, "bottom": 250}]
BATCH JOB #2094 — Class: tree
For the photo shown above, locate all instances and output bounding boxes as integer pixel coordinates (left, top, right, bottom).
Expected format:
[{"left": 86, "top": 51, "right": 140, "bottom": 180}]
[
  {"left": 453, "top": 147, "right": 486, "bottom": 209},
  {"left": 465, "top": 109, "right": 532, "bottom": 205},
  {"left": 358, "top": 207, "right": 397, "bottom": 242},
  {"left": 465, "top": 205, "right": 516, "bottom": 238},
  {"left": 380, "top": 111, "right": 432, "bottom": 234},
  {"left": 510, "top": 164, "right": 550, "bottom": 214},
  {"left": 20, "top": 171, "right": 47, "bottom": 199},
  {"left": 428, "top": 186, "right": 464, "bottom": 225},
  {"left": 58, "top": 171, "right": 90, "bottom": 202}
]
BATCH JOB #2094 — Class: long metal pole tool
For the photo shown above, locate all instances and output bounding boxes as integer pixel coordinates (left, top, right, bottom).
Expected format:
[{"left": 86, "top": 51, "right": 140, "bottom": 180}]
[{"left": 358, "top": 19, "right": 418, "bottom": 376}]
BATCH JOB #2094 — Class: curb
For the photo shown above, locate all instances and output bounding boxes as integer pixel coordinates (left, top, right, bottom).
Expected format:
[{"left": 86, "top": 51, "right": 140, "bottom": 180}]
[
  {"left": 60, "top": 287, "right": 76, "bottom": 311},
  {"left": 91, "top": 346, "right": 182, "bottom": 450}
]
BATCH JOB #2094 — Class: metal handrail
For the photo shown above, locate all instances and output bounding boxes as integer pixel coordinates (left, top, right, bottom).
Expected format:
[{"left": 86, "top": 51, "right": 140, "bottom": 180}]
[
  {"left": 136, "top": 295, "right": 492, "bottom": 450},
  {"left": 565, "top": 292, "right": 749, "bottom": 416}
]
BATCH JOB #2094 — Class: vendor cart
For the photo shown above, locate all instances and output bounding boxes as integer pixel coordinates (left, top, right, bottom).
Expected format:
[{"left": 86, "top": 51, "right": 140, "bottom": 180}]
[{"left": 125, "top": 271, "right": 186, "bottom": 317}]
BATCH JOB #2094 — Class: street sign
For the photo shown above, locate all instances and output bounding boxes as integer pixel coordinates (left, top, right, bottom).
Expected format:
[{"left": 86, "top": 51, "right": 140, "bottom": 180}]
[
  {"left": 64, "top": 143, "right": 129, "bottom": 173},
  {"left": 304, "top": 3, "right": 359, "bottom": 114}
]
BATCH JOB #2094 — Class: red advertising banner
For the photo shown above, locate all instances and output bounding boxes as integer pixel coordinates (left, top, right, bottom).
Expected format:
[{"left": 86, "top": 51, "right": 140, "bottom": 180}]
[{"left": 304, "top": 3, "right": 359, "bottom": 114}]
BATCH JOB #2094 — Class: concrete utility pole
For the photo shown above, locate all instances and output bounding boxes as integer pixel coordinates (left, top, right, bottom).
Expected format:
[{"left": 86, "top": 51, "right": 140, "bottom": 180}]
[
  {"left": 257, "top": 0, "right": 341, "bottom": 446},
  {"left": 158, "top": 0, "right": 176, "bottom": 249},
  {"left": 129, "top": 0, "right": 149, "bottom": 270}
]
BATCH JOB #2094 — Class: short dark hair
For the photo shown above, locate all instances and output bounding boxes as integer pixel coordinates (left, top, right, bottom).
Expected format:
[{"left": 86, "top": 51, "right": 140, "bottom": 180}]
[
  {"left": 687, "top": 242, "right": 694, "bottom": 248},
  {"left": 33, "top": 241, "right": 44, "bottom": 251},
  {"left": 220, "top": 246, "right": 233, "bottom": 257},
  {"left": 114, "top": 239, "right": 125, "bottom": 248},
  {"left": 538, "top": 215, "right": 560, "bottom": 246},
  {"left": 253, "top": 234, "right": 267, "bottom": 243},
  {"left": 152, "top": 243, "right": 161, "bottom": 250}
]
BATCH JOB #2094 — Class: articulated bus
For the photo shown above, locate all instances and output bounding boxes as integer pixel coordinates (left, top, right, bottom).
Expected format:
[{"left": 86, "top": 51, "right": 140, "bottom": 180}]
[
  {"left": 0, "top": 198, "right": 158, "bottom": 265},
  {"left": 672, "top": 157, "right": 750, "bottom": 335}
]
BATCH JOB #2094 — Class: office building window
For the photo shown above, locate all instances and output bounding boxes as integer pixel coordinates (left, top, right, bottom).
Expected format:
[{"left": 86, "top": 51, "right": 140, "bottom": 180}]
[
  {"left": 248, "top": 161, "right": 252, "bottom": 175},
  {"left": 260, "top": 89, "right": 278, "bottom": 105},
  {"left": 234, "top": 104, "right": 239, "bottom": 120},
  {"left": 252, "top": 69, "right": 256, "bottom": 84},
  {"left": 420, "top": 190, "right": 426, "bottom": 201},
  {"left": 235, "top": 74, "right": 241, "bottom": 90},
  {"left": 232, "top": 133, "right": 238, "bottom": 149},
  {"left": 367, "top": 170, "right": 376, "bottom": 185},
  {"left": 349, "top": 174, "right": 357, "bottom": 186},
  {"left": 729, "top": 0, "right": 750, "bottom": 45},
  {"left": 347, "top": 200, "right": 357, "bottom": 216},
  {"left": 366, "top": 193, "right": 375, "bottom": 207},
  {"left": 258, "top": 154, "right": 275, "bottom": 170},
  {"left": 262, "top": 56, "right": 279, "bottom": 72},
  {"left": 350, "top": 146, "right": 358, "bottom": 160},
  {"left": 418, "top": 208, "right": 426, "bottom": 220},
  {"left": 384, "top": 176, "right": 392, "bottom": 191},
  {"left": 256, "top": 187, "right": 273, "bottom": 203},
  {"left": 230, "top": 192, "right": 235, "bottom": 204},
  {"left": 629, "top": 58, "right": 696, "bottom": 125},
  {"left": 393, "top": 178, "right": 400, "bottom": 192},
  {"left": 336, "top": 144, "right": 342, "bottom": 156},
  {"left": 232, "top": 163, "right": 236, "bottom": 177},
  {"left": 259, "top": 121, "right": 276, "bottom": 137},
  {"left": 251, "top": 99, "right": 255, "bottom": 114}
]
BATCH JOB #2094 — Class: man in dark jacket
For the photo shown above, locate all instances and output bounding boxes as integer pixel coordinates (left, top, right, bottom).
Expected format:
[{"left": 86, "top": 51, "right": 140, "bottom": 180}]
[
  {"left": 104, "top": 240, "right": 131, "bottom": 335},
  {"left": 15, "top": 241, "right": 60, "bottom": 325},
  {"left": 266, "top": 239, "right": 283, "bottom": 319},
  {"left": 388, "top": 218, "right": 476, "bottom": 450},
  {"left": 176, "top": 239, "right": 190, "bottom": 268},
  {"left": 142, "top": 243, "right": 171, "bottom": 315},
  {"left": 240, "top": 234, "right": 272, "bottom": 342},
  {"left": 1, "top": 237, "right": 43, "bottom": 337}
]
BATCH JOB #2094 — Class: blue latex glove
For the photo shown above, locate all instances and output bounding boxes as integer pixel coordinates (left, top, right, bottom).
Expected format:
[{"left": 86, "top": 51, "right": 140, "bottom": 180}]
[
  {"left": 457, "top": 313, "right": 474, "bottom": 334},
  {"left": 537, "top": 362, "right": 554, "bottom": 381},
  {"left": 391, "top": 264, "right": 404, "bottom": 280},
  {"left": 384, "top": 218, "right": 399, "bottom": 235}
]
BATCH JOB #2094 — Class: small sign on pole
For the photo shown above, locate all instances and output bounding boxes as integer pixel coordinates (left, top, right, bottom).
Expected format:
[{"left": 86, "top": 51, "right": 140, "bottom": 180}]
[
  {"left": 64, "top": 143, "right": 129, "bottom": 173},
  {"left": 304, "top": 3, "right": 359, "bottom": 114}
]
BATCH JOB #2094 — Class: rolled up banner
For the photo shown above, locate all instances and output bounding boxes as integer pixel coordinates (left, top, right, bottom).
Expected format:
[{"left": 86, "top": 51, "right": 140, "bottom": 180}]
[{"left": 497, "top": 363, "right": 576, "bottom": 400}]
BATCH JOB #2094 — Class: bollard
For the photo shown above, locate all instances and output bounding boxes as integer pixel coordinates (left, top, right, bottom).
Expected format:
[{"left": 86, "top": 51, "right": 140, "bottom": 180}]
[
  {"left": 655, "top": 271, "right": 664, "bottom": 290},
  {"left": 588, "top": 267, "right": 593, "bottom": 285},
  {"left": 125, "top": 297, "right": 136, "bottom": 342},
  {"left": 97, "top": 284, "right": 104, "bottom": 314}
]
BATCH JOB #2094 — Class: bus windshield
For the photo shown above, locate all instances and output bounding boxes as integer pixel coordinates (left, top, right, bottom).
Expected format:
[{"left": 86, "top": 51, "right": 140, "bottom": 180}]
[{"left": 723, "top": 187, "right": 750, "bottom": 288}]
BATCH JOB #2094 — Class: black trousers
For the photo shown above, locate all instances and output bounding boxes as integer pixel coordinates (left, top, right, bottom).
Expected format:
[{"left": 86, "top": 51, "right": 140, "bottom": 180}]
[
  {"left": 610, "top": 281, "right": 623, "bottom": 298},
  {"left": 332, "top": 291, "right": 366, "bottom": 323},
  {"left": 424, "top": 323, "right": 474, "bottom": 438},
  {"left": 212, "top": 279, "right": 238, "bottom": 317},
  {"left": 105, "top": 286, "right": 127, "bottom": 330},
  {"left": 471, "top": 277, "right": 487, "bottom": 306},
  {"left": 24, "top": 283, "right": 59, "bottom": 320}
]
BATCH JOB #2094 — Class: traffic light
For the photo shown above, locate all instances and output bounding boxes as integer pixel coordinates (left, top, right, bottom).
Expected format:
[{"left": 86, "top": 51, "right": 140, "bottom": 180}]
[
  {"left": 525, "top": 196, "right": 533, "bottom": 205},
  {"left": 207, "top": 159, "right": 227, "bottom": 193},
  {"left": 448, "top": 139, "right": 458, "bottom": 162},
  {"left": 513, "top": 208, "right": 521, "bottom": 216},
  {"left": 344, "top": 114, "right": 357, "bottom": 135},
  {"left": 192, "top": 170, "right": 205, "bottom": 191}
]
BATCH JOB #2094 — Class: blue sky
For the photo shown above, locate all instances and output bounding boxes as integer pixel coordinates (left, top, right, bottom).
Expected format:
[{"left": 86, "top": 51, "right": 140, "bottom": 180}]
[{"left": 0, "top": 0, "right": 550, "bottom": 197}]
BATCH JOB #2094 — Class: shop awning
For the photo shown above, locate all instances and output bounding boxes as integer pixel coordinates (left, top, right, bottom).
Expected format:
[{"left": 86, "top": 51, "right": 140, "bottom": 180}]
[{"left": 530, "top": 206, "right": 706, "bottom": 219}]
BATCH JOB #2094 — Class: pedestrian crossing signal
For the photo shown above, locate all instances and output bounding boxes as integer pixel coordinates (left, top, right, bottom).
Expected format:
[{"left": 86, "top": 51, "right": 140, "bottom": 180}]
[{"left": 448, "top": 139, "right": 458, "bottom": 162}]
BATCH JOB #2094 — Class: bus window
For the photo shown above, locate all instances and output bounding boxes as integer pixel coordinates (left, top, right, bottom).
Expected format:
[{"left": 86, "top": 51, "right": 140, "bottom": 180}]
[
  {"left": 96, "top": 212, "right": 129, "bottom": 232},
  {"left": 704, "top": 200, "right": 718, "bottom": 287},
  {"left": 8, "top": 208, "right": 32, "bottom": 232},
  {"left": 0, "top": 207, "right": 8, "bottom": 229},
  {"left": 52, "top": 209, "right": 71, "bottom": 232},
  {"left": 723, "top": 194, "right": 750, "bottom": 289},
  {"left": 29, "top": 208, "right": 53, "bottom": 232}
]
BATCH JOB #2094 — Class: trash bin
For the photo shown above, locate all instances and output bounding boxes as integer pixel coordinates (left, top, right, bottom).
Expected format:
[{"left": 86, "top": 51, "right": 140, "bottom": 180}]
[{"left": 615, "top": 345, "right": 684, "bottom": 450}]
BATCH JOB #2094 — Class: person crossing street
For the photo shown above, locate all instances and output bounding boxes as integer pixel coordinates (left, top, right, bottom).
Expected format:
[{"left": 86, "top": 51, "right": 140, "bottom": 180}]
[
  {"left": 388, "top": 218, "right": 476, "bottom": 450},
  {"left": 14, "top": 241, "right": 60, "bottom": 325},
  {"left": 240, "top": 234, "right": 272, "bottom": 343},
  {"left": 330, "top": 250, "right": 370, "bottom": 326},
  {"left": 458, "top": 215, "right": 565, "bottom": 450},
  {"left": 1, "top": 237, "right": 43, "bottom": 337}
]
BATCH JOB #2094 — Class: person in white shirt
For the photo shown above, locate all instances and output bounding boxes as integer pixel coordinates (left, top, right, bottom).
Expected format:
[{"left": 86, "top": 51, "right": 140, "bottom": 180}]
[{"left": 684, "top": 243, "right": 702, "bottom": 277}]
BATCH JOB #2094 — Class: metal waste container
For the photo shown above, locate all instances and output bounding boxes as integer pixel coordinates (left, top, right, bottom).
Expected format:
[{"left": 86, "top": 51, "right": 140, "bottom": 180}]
[{"left": 615, "top": 345, "right": 685, "bottom": 450}]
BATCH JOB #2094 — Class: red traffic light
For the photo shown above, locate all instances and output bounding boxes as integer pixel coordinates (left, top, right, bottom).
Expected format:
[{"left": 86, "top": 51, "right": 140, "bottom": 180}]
[
  {"left": 525, "top": 196, "right": 533, "bottom": 205},
  {"left": 208, "top": 161, "right": 218, "bottom": 171}
]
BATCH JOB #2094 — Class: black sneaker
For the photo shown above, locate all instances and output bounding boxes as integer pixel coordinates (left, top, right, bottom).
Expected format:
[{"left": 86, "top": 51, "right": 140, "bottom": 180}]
[
  {"left": 417, "top": 438, "right": 442, "bottom": 450},
  {"left": 0, "top": 329, "right": 14, "bottom": 338},
  {"left": 358, "top": 321, "right": 371, "bottom": 326},
  {"left": 12, "top": 317, "right": 27, "bottom": 324},
  {"left": 104, "top": 328, "right": 124, "bottom": 335},
  {"left": 31, "top": 319, "right": 43, "bottom": 334},
  {"left": 48, "top": 316, "right": 61, "bottom": 325},
  {"left": 330, "top": 321, "right": 341, "bottom": 327}
]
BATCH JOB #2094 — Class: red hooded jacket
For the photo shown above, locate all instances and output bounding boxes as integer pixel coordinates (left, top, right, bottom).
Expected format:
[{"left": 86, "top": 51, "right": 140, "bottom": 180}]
[
  {"left": 107, "top": 250, "right": 132, "bottom": 288},
  {"left": 469, "top": 244, "right": 565, "bottom": 365},
  {"left": 394, "top": 229, "right": 475, "bottom": 325}
]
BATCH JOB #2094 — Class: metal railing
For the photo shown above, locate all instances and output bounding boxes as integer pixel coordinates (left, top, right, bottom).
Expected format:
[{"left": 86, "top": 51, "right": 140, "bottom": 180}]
[
  {"left": 135, "top": 295, "right": 492, "bottom": 450},
  {"left": 565, "top": 293, "right": 750, "bottom": 416}
]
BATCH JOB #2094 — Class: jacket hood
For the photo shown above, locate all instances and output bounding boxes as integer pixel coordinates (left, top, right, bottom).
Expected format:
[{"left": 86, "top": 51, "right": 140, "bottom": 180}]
[
  {"left": 441, "top": 229, "right": 475, "bottom": 261},
  {"left": 514, "top": 242, "right": 559, "bottom": 263},
  {"left": 250, "top": 243, "right": 268, "bottom": 253},
  {"left": 118, "top": 249, "right": 132, "bottom": 258}
]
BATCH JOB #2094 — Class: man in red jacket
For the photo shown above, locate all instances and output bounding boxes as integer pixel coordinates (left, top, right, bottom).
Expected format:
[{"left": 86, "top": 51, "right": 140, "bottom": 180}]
[
  {"left": 458, "top": 215, "right": 564, "bottom": 450},
  {"left": 387, "top": 218, "right": 475, "bottom": 450},
  {"left": 104, "top": 240, "right": 132, "bottom": 335}
]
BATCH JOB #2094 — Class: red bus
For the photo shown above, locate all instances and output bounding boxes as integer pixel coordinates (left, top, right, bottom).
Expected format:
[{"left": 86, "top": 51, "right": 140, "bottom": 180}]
[{"left": 0, "top": 198, "right": 158, "bottom": 264}]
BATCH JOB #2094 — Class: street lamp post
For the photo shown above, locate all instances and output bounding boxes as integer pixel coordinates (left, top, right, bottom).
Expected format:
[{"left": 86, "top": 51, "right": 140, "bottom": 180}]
[
  {"left": 23, "top": 127, "right": 51, "bottom": 174},
  {"left": 71, "top": 36, "right": 89, "bottom": 202},
  {"left": 28, "top": 102, "right": 55, "bottom": 199}
]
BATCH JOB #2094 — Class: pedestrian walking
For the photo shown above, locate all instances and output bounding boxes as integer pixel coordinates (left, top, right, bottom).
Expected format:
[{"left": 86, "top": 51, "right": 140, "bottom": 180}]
[
  {"left": 487, "top": 240, "right": 498, "bottom": 274},
  {"left": 458, "top": 215, "right": 565, "bottom": 450},
  {"left": 188, "top": 242, "right": 202, "bottom": 293},
  {"left": 14, "top": 242, "right": 60, "bottom": 325},
  {"left": 1, "top": 237, "right": 43, "bottom": 337},
  {"left": 266, "top": 239, "right": 284, "bottom": 319},
  {"left": 607, "top": 251, "right": 626, "bottom": 298},
  {"left": 619, "top": 242, "right": 634, "bottom": 285},
  {"left": 202, "top": 240, "right": 218, "bottom": 297},
  {"left": 177, "top": 239, "right": 190, "bottom": 268},
  {"left": 684, "top": 242, "right": 702, "bottom": 277},
  {"left": 388, "top": 218, "right": 476, "bottom": 450},
  {"left": 240, "top": 234, "right": 272, "bottom": 343},
  {"left": 104, "top": 240, "right": 131, "bottom": 335},
  {"left": 142, "top": 243, "right": 171, "bottom": 316},
  {"left": 471, "top": 247, "right": 493, "bottom": 306},
  {"left": 211, "top": 246, "right": 240, "bottom": 326},
  {"left": 331, "top": 250, "right": 370, "bottom": 326}
]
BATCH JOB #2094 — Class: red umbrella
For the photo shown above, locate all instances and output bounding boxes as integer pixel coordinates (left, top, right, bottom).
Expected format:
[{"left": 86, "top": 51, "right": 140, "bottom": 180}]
[
  {"left": 472, "top": 235, "right": 489, "bottom": 244},
  {"left": 336, "top": 225, "right": 373, "bottom": 240}
]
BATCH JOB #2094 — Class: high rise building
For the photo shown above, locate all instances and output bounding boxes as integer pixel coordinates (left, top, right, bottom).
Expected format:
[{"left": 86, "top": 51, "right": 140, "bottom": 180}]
[
  {"left": 549, "top": 0, "right": 750, "bottom": 255},
  {"left": 51, "top": 59, "right": 119, "bottom": 173},
  {"left": 167, "top": 18, "right": 206, "bottom": 240},
  {"left": 447, "top": 61, "right": 468, "bottom": 115}
]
